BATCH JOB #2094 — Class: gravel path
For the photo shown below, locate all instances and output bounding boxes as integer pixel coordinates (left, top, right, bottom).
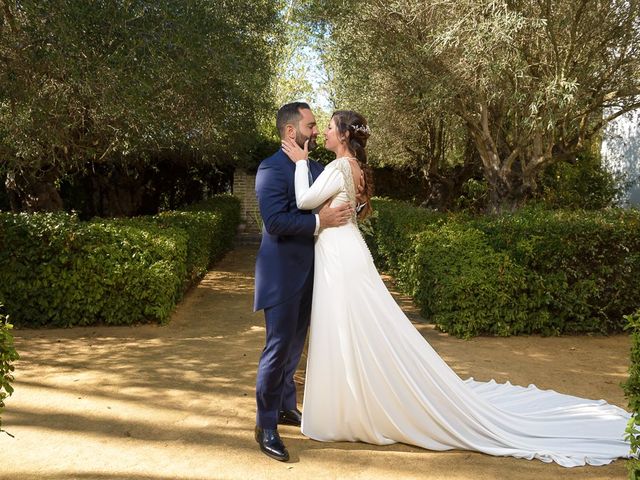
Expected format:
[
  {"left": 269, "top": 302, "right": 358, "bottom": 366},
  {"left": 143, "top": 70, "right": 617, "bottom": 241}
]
[{"left": 0, "top": 246, "right": 629, "bottom": 479}]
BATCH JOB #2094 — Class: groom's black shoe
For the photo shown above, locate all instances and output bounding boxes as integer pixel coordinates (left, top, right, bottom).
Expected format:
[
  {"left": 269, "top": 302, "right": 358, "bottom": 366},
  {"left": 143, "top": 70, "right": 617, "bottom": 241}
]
[
  {"left": 255, "top": 426, "right": 290, "bottom": 462},
  {"left": 278, "top": 408, "right": 302, "bottom": 427}
]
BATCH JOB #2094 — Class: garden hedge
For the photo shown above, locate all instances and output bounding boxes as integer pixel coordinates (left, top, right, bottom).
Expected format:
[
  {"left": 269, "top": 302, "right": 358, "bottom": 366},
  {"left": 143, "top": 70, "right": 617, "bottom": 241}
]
[
  {"left": 366, "top": 198, "right": 640, "bottom": 337},
  {"left": 624, "top": 309, "right": 640, "bottom": 478},
  {"left": 365, "top": 198, "right": 447, "bottom": 279},
  {"left": 0, "top": 194, "right": 240, "bottom": 327},
  {"left": 0, "top": 307, "right": 19, "bottom": 433}
]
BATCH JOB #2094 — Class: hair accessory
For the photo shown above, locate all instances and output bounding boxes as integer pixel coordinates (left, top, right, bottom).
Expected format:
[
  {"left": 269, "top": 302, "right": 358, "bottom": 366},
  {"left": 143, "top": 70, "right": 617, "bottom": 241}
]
[{"left": 350, "top": 124, "right": 371, "bottom": 135}]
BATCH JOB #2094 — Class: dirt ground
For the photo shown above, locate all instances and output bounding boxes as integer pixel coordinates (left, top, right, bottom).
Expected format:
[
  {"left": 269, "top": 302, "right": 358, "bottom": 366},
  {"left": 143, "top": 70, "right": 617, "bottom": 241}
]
[{"left": 0, "top": 245, "right": 630, "bottom": 480}]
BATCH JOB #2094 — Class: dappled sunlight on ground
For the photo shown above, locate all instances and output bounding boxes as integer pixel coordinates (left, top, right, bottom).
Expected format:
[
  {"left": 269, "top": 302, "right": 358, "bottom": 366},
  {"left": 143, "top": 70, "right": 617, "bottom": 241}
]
[{"left": 0, "top": 246, "right": 628, "bottom": 480}]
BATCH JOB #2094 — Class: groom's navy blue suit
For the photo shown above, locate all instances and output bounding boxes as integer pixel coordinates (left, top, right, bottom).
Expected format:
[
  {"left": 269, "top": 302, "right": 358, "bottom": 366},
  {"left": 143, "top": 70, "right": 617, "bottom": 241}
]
[{"left": 254, "top": 148, "right": 323, "bottom": 429}]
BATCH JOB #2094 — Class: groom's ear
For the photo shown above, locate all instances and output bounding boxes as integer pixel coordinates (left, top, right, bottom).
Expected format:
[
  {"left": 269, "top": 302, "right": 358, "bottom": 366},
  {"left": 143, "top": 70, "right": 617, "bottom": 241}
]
[{"left": 285, "top": 124, "right": 296, "bottom": 139}]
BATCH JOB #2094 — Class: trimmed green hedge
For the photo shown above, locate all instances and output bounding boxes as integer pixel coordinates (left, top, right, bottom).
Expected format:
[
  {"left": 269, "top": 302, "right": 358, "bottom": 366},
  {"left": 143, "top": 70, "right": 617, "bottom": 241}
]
[
  {"left": 470, "top": 207, "right": 640, "bottom": 334},
  {"left": 0, "top": 195, "right": 240, "bottom": 327},
  {"left": 366, "top": 198, "right": 640, "bottom": 337},
  {"left": 624, "top": 310, "right": 640, "bottom": 478},
  {"left": 183, "top": 195, "right": 242, "bottom": 265},
  {"left": 365, "top": 199, "right": 447, "bottom": 285},
  {"left": 0, "top": 307, "right": 19, "bottom": 434},
  {"left": 410, "top": 224, "right": 541, "bottom": 338}
]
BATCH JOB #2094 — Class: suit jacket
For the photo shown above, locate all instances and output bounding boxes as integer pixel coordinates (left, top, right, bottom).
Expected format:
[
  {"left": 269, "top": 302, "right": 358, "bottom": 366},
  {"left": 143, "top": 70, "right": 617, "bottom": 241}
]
[{"left": 254, "top": 149, "right": 324, "bottom": 311}]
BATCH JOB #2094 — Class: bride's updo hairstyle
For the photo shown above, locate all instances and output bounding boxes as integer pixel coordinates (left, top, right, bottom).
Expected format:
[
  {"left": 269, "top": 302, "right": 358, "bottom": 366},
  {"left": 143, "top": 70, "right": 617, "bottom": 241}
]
[{"left": 332, "top": 110, "right": 374, "bottom": 219}]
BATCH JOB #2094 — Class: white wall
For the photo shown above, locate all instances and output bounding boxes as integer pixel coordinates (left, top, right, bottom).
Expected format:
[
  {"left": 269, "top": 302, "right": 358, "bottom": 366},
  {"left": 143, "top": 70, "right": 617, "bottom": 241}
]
[{"left": 601, "top": 109, "right": 640, "bottom": 206}]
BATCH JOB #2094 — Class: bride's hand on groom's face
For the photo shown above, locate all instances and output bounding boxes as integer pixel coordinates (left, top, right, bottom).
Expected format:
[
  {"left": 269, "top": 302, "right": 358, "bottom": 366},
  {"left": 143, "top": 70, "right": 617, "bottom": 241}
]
[{"left": 282, "top": 137, "right": 308, "bottom": 162}]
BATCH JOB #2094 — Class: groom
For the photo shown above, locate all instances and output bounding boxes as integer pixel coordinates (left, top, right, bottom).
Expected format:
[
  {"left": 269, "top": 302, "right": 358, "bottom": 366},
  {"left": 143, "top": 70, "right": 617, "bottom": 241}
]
[{"left": 253, "top": 102, "right": 352, "bottom": 462}]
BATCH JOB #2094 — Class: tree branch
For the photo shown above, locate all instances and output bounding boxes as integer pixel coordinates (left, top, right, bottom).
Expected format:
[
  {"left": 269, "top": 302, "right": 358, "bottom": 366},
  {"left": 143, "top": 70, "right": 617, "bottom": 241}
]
[{"left": 1, "top": 1, "right": 17, "bottom": 34}]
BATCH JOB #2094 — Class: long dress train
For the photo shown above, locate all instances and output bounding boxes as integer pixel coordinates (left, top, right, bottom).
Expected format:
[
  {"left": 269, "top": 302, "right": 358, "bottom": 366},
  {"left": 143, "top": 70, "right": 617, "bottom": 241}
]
[{"left": 293, "top": 156, "right": 632, "bottom": 468}]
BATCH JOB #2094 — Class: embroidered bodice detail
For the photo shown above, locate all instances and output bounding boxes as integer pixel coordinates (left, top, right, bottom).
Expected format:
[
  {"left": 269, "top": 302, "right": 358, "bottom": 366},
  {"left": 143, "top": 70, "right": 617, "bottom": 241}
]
[{"left": 332, "top": 157, "right": 358, "bottom": 224}]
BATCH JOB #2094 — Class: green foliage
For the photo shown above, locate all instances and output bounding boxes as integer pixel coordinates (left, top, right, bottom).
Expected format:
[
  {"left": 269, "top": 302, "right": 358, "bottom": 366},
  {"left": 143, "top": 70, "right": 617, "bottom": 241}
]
[
  {"left": 0, "top": 1, "right": 283, "bottom": 209},
  {"left": 310, "top": 145, "right": 337, "bottom": 166},
  {"left": 411, "top": 225, "right": 535, "bottom": 338},
  {"left": 470, "top": 207, "right": 640, "bottom": 333},
  {"left": 368, "top": 198, "right": 640, "bottom": 337},
  {"left": 0, "top": 212, "right": 186, "bottom": 326},
  {"left": 239, "top": 137, "right": 282, "bottom": 173},
  {"left": 455, "top": 178, "right": 490, "bottom": 213},
  {"left": 364, "top": 198, "right": 447, "bottom": 275},
  {"left": 0, "top": 0, "right": 281, "bottom": 168},
  {"left": 539, "top": 151, "right": 622, "bottom": 210},
  {"left": 304, "top": 0, "right": 640, "bottom": 209},
  {"left": 625, "top": 311, "right": 640, "bottom": 412},
  {"left": 624, "top": 310, "right": 640, "bottom": 478},
  {"left": 0, "top": 307, "right": 19, "bottom": 434},
  {"left": 0, "top": 195, "right": 240, "bottom": 327},
  {"left": 183, "top": 194, "right": 242, "bottom": 264}
]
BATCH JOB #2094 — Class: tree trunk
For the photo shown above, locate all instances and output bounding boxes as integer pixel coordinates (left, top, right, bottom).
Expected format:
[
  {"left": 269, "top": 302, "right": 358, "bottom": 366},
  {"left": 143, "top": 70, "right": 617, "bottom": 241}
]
[
  {"left": 483, "top": 159, "right": 541, "bottom": 213},
  {"left": 458, "top": 100, "right": 546, "bottom": 212},
  {"left": 465, "top": 123, "right": 535, "bottom": 212},
  {"left": 484, "top": 167, "right": 515, "bottom": 213}
]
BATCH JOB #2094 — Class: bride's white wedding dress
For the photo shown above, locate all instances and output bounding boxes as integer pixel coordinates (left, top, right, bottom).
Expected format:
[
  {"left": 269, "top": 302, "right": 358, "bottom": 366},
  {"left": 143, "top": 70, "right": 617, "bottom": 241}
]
[{"left": 293, "top": 156, "right": 632, "bottom": 467}]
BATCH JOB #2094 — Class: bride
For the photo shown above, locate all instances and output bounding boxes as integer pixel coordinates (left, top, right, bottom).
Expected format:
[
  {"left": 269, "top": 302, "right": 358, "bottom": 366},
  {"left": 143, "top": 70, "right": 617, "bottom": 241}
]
[{"left": 280, "top": 109, "right": 632, "bottom": 467}]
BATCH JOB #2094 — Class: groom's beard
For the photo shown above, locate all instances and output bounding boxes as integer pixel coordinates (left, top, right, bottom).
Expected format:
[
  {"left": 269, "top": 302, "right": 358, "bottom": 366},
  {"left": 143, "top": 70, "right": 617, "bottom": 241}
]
[{"left": 296, "top": 132, "right": 317, "bottom": 151}]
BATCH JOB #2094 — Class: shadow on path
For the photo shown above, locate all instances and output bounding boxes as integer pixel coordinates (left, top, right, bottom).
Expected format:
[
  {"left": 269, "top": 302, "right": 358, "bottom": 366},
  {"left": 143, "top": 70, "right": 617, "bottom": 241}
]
[{"left": 0, "top": 246, "right": 629, "bottom": 480}]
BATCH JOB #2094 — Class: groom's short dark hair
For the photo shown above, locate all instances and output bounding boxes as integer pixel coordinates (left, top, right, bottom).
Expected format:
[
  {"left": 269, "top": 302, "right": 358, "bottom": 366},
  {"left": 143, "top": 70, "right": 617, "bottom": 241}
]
[{"left": 276, "top": 102, "right": 311, "bottom": 138}]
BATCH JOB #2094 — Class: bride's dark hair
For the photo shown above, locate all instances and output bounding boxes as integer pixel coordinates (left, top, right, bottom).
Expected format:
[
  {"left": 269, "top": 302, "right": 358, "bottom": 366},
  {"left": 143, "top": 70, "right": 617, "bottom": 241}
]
[{"left": 332, "top": 110, "right": 374, "bottom": 219}]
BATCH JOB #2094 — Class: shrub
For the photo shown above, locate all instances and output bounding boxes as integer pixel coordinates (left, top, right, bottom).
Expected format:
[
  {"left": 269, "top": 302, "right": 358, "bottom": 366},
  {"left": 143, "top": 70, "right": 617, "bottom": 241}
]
[
  {"left": 409, "top": 224, "right": 546, "bottom": 338},
  {"left": 471, "top": 206, "right": 640, "bottom": 333},
  {"left": 624, "top": 310, "right": 640, "bottom": 478},
  {"left": 368, "top": 198, "right": 640, "bottom": 337},
  {"left": 0, "top": 212, "right": 187, "bottom": 326},
  {"left": 145, "top": 211, "right": 220, "bottom": 286},
  {"left": 366, "top": 198, "right": 447, "bottom": 274},
  {"left": 0, "top": 307, "right": 19, "bottom": 434},
  {"left": 539, "top": 150, "right": 622, "bottom": 210},
  {"left": 183, "top": 194, "right": 241, "bottom": 263},
  {"left": 0, "top": 195, "right": 240, "bottom": 327},
  {"left": 455, "top": 178, "right": 490, "bottom": 213}
]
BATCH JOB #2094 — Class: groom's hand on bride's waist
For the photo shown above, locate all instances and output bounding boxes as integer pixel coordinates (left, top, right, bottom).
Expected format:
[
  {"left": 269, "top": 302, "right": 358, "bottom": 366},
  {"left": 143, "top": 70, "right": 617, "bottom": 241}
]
[{"left": 319, "top": 202, "right": 353, "bottom": 229}]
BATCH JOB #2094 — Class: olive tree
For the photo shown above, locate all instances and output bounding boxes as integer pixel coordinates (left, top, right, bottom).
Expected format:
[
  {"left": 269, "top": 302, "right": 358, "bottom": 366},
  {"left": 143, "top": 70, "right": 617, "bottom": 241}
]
[
  {"left": 305, "top": 0, "right": 640, "bottom": 210},
  {"left": 0, "top": 0, "right": 283, "bottom": 212}
]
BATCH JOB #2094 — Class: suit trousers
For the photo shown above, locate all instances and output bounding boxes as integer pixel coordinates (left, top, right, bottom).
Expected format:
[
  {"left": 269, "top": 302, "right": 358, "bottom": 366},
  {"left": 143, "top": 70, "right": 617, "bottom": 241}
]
[{"left": 255, "top": 270, "right": 313, "bottom": 429}]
